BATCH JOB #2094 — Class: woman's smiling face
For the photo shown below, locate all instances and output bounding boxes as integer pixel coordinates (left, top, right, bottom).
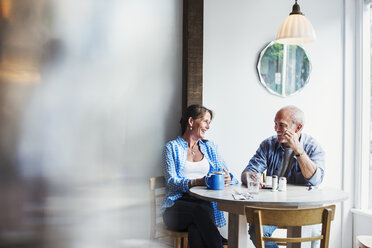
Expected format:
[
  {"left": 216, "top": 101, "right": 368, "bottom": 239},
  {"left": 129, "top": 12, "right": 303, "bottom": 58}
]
[{"left": 191, "top": 112, "right": 211, "bottom": 139}]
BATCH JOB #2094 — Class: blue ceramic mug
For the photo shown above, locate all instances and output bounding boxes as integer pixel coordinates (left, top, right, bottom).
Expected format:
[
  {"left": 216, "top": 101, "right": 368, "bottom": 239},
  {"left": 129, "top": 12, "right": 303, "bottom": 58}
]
[{"left": 205, "top": 172, "right": 225, "bottom": 190}]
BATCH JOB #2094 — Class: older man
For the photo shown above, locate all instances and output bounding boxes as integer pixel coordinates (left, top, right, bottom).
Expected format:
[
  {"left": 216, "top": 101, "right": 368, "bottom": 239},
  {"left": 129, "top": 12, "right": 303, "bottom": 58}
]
[{"left": 241, "top": 105, "right": 325, "bottom": 248}]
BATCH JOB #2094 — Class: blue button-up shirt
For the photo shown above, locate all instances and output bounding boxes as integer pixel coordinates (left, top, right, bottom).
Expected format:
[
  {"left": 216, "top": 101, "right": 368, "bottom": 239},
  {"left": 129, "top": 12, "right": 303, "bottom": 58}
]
[
  {"left": 242, "top": 133, "right": 325, "bottom": 186},
  {"left": 161, "top": 136, "right": 238, "bottom": 227}
]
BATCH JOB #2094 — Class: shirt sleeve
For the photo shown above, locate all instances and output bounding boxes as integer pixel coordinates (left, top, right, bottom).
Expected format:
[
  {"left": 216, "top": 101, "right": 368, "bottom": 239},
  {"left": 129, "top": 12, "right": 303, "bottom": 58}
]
[
  {"left": 162, "top": 144, "right": 190, "bottom": 193},
  {"left": 241, "top": 141, "right": 268, "bottom": 179},
  {"left": 304, "top": 143, "right": 325, "bottom": 186}
]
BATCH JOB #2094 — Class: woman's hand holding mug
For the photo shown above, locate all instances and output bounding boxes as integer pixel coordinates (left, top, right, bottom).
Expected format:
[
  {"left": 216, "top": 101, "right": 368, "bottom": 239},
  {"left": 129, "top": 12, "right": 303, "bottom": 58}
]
[{"left": 223, "top": 168, "right": 231, "bottom": 186}]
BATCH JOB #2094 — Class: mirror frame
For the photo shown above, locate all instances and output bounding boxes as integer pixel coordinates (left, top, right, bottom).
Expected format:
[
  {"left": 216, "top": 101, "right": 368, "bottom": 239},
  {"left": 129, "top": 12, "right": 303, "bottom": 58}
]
[{"left": 257, "top": 41, "right": 312, "bottom": 97}]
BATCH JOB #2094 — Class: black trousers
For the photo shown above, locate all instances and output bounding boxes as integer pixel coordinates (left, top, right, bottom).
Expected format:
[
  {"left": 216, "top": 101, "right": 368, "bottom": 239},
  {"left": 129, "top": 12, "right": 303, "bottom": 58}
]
[{"left": 163, "top": 194, "right": 223, "bottom": 248}]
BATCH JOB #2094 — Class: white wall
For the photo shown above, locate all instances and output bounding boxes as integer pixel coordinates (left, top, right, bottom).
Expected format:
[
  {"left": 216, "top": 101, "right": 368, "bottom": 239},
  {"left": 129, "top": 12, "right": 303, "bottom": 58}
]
[{"left": 203, "top": 0, "right": 351, "bottom": 247}]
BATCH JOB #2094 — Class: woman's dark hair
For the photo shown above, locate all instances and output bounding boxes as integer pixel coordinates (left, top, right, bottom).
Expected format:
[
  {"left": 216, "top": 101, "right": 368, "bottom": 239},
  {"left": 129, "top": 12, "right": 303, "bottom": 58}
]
[{"left": 180, "top": 104, "right": 213, "bottom": 134}]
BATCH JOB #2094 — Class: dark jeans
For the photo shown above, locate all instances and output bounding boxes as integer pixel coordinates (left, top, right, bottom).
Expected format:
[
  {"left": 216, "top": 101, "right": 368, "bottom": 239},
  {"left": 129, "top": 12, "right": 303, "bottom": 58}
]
[
  {"left": 249, "top": 224, "right": 278, "bottom": 248},
  {"left": 163, "top": 194, "right": 222, "bottom": 248}
]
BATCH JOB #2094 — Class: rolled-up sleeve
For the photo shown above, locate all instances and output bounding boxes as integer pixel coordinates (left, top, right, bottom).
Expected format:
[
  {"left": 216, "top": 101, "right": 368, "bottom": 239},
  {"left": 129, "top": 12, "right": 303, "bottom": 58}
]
[
  {"left": 305, "top": 144, "right": 325, "bottom": 186},
  {"left": 162, "top": 144, "right": 190, "bottom": 193}
]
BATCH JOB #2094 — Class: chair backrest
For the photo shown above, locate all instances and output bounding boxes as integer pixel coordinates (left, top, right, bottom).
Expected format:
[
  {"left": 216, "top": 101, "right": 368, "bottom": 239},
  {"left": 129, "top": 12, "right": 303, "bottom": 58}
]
[
  {"left": 149, "top": 176, "right": 166, "bottom": 239},
  {"left": 245, "top": 205, "right": 336, "bottom": 248}
]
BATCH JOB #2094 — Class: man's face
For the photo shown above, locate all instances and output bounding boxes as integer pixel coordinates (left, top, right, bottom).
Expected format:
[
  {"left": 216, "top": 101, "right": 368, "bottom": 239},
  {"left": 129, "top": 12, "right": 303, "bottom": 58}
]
[{"left": 274, "top": 109, "right": 299, "bottom": 144}]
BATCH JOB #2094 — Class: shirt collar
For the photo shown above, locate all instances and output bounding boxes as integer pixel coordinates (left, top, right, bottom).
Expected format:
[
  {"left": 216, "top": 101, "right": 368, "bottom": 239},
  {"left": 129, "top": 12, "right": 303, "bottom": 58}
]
[
  {"left": 177, "top": 136, "right": 206, "bottom": 149},
  {"left": 177, "top": 136, "right": 188, "bottom": 148}
]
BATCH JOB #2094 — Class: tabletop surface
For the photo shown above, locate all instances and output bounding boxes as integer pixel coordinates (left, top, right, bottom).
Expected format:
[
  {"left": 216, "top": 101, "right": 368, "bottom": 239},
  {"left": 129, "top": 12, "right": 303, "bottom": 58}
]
[
  {"left": 190, "top": 184, "right": 349, "bottom": 207},
  {"left": 357, "top": 235, "right": 372, "bottom": 247}
]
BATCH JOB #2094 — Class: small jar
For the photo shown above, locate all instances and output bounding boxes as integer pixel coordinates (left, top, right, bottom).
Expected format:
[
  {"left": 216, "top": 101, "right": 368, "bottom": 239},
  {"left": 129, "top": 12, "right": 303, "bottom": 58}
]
[{"left": 271, "top": 175, "right": 278, "bottom": 191}]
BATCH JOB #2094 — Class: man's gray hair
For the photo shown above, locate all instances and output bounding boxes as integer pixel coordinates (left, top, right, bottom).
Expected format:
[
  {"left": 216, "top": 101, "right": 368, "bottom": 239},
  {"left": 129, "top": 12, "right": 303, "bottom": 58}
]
[{"left": 279, "top": 105, "right": 305, "bottom": 126}]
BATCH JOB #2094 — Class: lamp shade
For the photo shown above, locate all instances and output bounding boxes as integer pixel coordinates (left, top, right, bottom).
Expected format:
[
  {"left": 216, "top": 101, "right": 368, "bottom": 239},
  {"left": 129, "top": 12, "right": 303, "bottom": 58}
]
[
  {"left": 276, "top": 1, "right": 316, "bottom": 44},
  {"left": 276, "top": 14, "right": 316, "bottom": 44}
]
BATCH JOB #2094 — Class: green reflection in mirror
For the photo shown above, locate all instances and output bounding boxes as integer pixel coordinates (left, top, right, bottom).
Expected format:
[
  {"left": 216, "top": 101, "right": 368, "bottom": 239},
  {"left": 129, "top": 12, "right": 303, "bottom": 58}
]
[{"left": 257, "top": 41, "right": 311, "bottom": 97}]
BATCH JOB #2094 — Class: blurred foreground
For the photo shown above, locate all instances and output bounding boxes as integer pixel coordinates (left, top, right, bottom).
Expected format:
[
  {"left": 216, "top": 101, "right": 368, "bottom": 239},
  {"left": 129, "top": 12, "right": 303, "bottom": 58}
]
[{"left": 0, "top": 0, "right": 181, "bottom": 247}]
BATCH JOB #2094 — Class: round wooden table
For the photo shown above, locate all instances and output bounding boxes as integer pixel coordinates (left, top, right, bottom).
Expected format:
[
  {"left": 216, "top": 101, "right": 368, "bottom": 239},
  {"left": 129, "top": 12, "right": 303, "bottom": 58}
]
[
  {"left": 190, "top": 184, "right": 348, "bottom": 248},
  {"left": 357, "top": 235, "right": 372, "bottom": 248}
]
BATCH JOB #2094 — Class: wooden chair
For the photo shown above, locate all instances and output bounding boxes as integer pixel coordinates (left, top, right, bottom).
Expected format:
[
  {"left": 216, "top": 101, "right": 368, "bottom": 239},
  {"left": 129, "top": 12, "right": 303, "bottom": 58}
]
[
  {"left": 357, "top": 235, "right": 372, "bottom": 248},
  {"left": 245, "top": 205, "right": 336, "bottom": 248},
  {"left": 149, "top": 176, "right": 188, "bottom": 248}
]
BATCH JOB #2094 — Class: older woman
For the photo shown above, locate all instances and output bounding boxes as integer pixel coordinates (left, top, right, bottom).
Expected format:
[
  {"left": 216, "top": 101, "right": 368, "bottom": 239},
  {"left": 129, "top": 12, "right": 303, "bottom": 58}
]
[{"left": 161, "top": 104, "right": 238, "bottom": 248}]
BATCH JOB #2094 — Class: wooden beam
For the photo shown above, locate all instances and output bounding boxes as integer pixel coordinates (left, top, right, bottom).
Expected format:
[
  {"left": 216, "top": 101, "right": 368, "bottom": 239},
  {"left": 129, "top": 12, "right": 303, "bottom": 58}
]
[{"left": 182, "top": 0, "right": 203, "bottom": 115}]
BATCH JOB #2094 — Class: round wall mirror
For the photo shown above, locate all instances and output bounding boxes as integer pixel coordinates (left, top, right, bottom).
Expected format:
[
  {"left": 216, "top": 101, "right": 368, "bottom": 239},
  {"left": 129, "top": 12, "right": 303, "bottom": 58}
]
[{"left": 257, "top": 41, "right": 311, "bottom": 97}]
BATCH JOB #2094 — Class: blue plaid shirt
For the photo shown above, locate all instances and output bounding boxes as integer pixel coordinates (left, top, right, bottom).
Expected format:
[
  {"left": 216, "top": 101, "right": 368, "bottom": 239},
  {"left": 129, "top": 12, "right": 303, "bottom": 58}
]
[
  {"left": 161, "top": 136, "right": 238, "bottom": 227},
  {"left": 242, "top": 133, "right": 325, "bottom": 186}
]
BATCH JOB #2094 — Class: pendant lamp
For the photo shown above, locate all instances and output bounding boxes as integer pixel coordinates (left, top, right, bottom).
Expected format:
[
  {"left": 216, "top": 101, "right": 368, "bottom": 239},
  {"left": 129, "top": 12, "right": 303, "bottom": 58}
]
[{"left": 276, "top": 0, "right": 316, "bottom": 44}]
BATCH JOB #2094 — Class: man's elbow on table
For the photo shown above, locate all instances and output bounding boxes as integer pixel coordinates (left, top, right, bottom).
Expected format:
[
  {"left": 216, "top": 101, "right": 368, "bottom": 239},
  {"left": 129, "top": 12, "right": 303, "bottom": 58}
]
[{"left": 306, "top": 167, "right": 324, "bottom": 186}]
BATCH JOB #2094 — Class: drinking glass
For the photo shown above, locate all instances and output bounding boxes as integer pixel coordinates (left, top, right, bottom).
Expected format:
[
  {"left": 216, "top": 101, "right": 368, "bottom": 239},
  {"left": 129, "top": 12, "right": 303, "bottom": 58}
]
[{"left": 246, "top": 171, "right": 261, "bottom": 194}]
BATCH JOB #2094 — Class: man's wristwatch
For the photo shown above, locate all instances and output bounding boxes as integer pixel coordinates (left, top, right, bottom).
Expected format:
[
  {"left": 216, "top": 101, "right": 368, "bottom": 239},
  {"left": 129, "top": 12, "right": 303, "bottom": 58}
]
[{"left": 295, "top": 150, "right": 305, "bottom": 157}]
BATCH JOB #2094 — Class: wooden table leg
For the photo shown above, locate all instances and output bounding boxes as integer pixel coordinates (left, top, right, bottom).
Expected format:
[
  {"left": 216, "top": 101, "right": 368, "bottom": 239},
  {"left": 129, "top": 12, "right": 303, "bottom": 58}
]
[
  {"left": 287, "top": 226, "right": 302, "bottom": 248},
  {"left": 228, "top": 212, "right": 248, "bottom": 248}
]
